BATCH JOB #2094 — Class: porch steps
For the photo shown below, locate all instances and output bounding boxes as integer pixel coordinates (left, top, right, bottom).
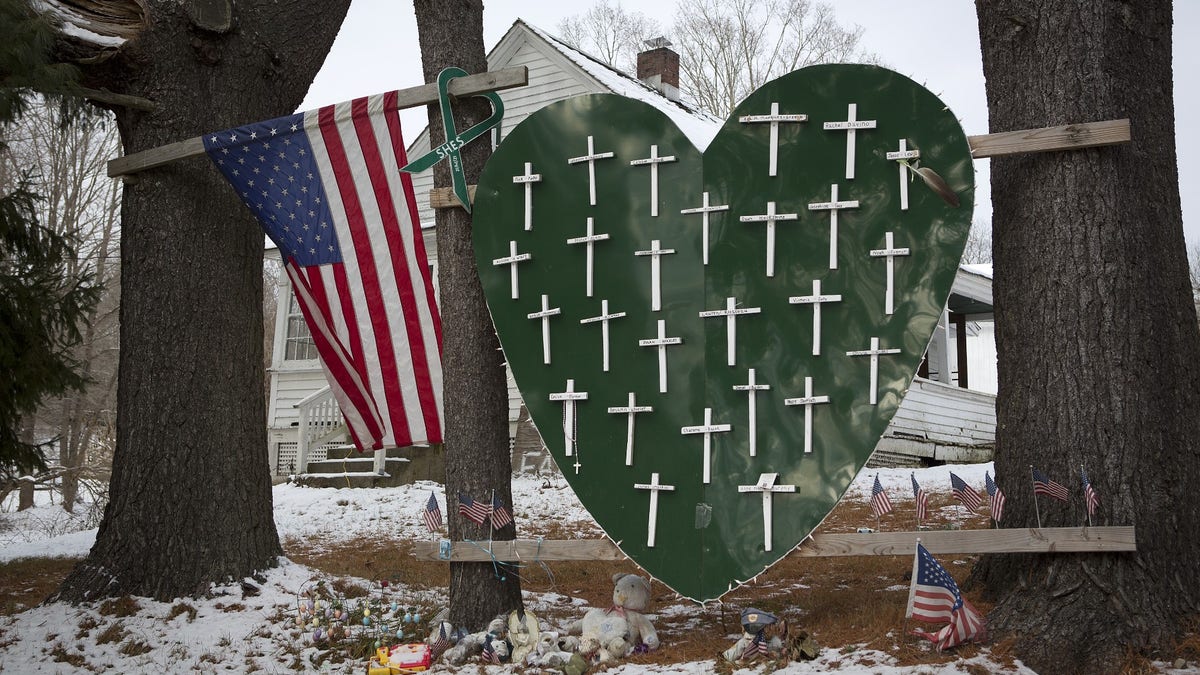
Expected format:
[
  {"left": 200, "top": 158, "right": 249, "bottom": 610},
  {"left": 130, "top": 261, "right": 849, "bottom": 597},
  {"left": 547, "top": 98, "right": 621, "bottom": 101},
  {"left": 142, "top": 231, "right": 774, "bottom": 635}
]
[{"left": 294, "top": 444, "right": 445, "bottom": 488}]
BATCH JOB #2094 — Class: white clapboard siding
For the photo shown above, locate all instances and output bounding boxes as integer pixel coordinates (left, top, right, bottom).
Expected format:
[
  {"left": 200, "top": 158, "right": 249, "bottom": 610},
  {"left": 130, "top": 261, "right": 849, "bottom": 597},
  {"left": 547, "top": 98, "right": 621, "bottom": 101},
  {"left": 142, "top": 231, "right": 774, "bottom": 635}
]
[
  {"left": 268, "top": 369, "right": 332, "bottom": 429},
  {"left": 876, "top": 376, "right": 996, "bottom": 463}
]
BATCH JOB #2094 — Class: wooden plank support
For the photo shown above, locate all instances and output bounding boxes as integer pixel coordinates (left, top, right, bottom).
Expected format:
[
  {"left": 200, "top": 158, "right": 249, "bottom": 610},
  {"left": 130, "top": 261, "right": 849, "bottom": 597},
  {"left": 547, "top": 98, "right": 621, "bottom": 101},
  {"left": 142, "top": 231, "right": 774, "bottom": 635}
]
[
  {"left": 410, "top": 526, "right": 1135, "bottom": 561},
  {"left": 426, "top": 119, "right": 1131, "bottom": 209},
  {"left": 105, "top": 66, "right": 529, "bottom": 178},
  {"left": 968, "top": 118, "right": 1130, "bottom": 159}
]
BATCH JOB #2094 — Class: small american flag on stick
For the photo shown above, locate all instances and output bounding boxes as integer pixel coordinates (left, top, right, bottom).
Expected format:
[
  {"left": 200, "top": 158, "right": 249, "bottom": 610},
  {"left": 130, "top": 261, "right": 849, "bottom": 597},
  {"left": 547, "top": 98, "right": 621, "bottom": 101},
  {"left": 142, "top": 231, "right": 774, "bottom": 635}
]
[
  {"left": 421, "top": 491, "right": 442, "bottom": 532},
  {"left": 1032, "top": 467, "right": 1070, "bottom": 502},
  {"left": 911, "top": 472, "right": 929, "bottom": 524},
  {"left": 984, "top": 471, "right": 1005, "bottom": 523},
  {"left": 871, "top": 474, "right": 893, "bottom": 517},
  {"left": 949, "top": 472, "right": 982, "bottom": 510},
  {"left": 1082, "top": 467, "right": 1100, "bottom": 516},
  {"left": 457, "top": 494, "right": 491, "bottom": 525},
  {"left": 491, "top": 494, "right": 514, "bottom": 529}
]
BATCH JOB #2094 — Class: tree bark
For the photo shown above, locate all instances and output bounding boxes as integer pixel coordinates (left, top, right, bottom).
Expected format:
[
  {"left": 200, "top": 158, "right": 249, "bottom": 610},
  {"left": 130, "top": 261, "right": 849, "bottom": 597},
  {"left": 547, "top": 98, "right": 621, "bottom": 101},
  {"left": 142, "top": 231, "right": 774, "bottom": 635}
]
[
  {"left": 52, "top": 0, "right": 350, "bottom": 602},
  {"left": 412, "top": 0, "right": 523, "bottom": 630},
  {"left": 971, "top": 2, "right": 1200, "bottom": 672}
]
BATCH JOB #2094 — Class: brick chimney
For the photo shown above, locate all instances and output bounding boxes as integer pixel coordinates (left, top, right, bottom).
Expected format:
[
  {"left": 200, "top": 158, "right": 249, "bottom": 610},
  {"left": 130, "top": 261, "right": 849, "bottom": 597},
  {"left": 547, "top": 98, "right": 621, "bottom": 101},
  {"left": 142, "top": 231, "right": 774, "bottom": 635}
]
[{"left": 636, "top": 37, "right": 681, "bottom": 102}]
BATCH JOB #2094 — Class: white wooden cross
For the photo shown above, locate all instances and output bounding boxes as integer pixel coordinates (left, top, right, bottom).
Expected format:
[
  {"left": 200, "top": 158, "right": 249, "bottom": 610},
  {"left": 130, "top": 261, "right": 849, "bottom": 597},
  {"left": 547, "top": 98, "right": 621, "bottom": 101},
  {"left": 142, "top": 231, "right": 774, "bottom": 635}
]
[
  {"left": 512, "top": 162, "right": 542, "bottom": 230},
  {"left": 549, "top": 379, "right": 589, "bottom": 472},
  {"left": 807, "top": 184, "right": 860, "bottom": 270},
  {"left": 633, "top": 473, "right": 675, "bottom": 547},
  {"left": 885, "top": 140, "right": 920, "bottom": 211},
  {"left": 607, "top": 392, "right": 653, "bottom": 466},
  {"left": 567, "top": 135, "right": 615, "bottom": 206},
  {"left": 567, "top": 217, "right": 611, "bottom": 297},
  {"left": 638, "top": 319, "right": 683, "bottom": 393},
  {"left": 699, "top": 296, "right": 762, "bottom": 367},
  {"left": 784, "top": 376, "right": 830, "bottom": 455},
  {"left": 869, "top": 231, "right": 911, "bottom": 315},
  {"left": 846, "top": 337, "right": 902, "bottom": 405},
  {"left": 526, "top": 294, "right": 561, "bottom": 364},
  {"left": 732, "top": 368, "right": 771, "bottom": 457},
  {"left": 679, "top": 192, "right": 729, "bottom": 265},
  {"left": 738, "top": 201, "right": 798, "bottom": 277},
  {"left": 738, "top": 101, "right": 808, "bottom": 177},
  {"left": 491, "top": 240, "right": 532, "bottom": 300},
  {"left": 629, "top": 144, "right": 677, "bottom": 217},
  {"left": 788, "top": 279, "right": 842, "bottom": 356},
  {"left": 633, "top": 239, "right": 676, "bottom": 311},
  {"left": 823, "top": 103, "right": 877, "bottom": 180},
  {"left": 579, "top": 299, "right": 626, "bottom": 372},
  {"left": 681, "top": 407, "right": 731, "bottom": 484},
  {"left": 737, "top": 473, "right": 796, "bottom": 552}
]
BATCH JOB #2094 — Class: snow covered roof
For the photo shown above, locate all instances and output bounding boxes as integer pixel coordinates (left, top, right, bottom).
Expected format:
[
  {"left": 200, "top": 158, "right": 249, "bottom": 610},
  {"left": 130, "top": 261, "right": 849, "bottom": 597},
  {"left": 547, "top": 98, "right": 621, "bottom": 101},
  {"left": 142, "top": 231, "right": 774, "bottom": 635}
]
[
  {"left": 961, "top": 263, "right": 993, "bottom": 280},
  {"left": 516, "top": 21, "right": 724, "bottom": 150}
]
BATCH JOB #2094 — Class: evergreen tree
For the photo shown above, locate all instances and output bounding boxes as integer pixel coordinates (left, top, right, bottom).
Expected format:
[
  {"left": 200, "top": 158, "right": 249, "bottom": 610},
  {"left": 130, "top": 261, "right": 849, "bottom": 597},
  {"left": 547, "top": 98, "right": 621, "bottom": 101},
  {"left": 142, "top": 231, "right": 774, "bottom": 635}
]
[{"left": 0, "top": 0, "right": 99, "bottom": 481}]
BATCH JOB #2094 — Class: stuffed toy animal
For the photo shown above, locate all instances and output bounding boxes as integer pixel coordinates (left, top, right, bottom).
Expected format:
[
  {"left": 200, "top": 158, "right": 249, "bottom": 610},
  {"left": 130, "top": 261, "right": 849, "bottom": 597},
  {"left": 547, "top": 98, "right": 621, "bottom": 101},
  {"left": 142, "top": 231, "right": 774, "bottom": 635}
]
[
  {"left": 439, "top": 616, "right": 509, "bottom": 665},
  {"left": 567, "top": 573, "right": 659, "bottom": 664},
  {"left": 722, "top": 607, "right": 786, "bottom": 662}
]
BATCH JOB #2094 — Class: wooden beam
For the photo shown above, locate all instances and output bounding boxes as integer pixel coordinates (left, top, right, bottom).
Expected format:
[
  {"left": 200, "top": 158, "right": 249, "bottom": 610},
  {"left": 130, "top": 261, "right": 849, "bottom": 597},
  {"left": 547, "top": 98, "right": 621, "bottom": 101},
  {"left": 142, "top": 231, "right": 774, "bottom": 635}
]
[
  {"left": 410, "top": 526, "right": 1135, "bottom": 561},
  {"left": 425, "top": 119, "right": 1132, "bottom": 210},
  {"left": 968, "top": 119, "right": 1130, "bottom": 159},
  {"left": 430, "top": 185, "right": 478, "bottom": 209},
  {"left": 106, "top": 66, "right": 530, "bottom": 177}
]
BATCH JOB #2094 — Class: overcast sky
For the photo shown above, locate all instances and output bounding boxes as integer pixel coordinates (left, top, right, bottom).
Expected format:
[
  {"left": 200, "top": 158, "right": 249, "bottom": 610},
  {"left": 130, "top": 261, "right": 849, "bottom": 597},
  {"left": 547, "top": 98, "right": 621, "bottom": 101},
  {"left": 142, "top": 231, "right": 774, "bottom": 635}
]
[{"left": 302, "top": 1, "right": 1198, "bottom": 247}]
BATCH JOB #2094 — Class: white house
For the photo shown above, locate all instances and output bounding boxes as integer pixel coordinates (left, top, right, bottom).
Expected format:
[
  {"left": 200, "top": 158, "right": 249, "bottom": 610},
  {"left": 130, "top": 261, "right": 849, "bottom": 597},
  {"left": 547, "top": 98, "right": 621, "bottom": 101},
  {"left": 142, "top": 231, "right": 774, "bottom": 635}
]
[{"left": 263, "top": 21, "right": 997, "bottom": 477}]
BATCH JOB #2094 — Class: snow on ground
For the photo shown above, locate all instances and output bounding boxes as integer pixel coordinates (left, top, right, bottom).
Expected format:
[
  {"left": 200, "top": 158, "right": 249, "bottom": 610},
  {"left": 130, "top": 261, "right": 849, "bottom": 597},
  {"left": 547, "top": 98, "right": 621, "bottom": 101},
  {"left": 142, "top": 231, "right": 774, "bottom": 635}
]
[{"left": 0, "top": 462, "right": 1112, "bottom": 673}]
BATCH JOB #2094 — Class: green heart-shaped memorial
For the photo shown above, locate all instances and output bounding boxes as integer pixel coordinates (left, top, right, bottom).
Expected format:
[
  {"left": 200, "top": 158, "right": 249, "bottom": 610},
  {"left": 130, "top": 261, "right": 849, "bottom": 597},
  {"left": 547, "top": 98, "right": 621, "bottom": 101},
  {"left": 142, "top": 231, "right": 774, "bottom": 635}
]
[{"left": 472, "top": 64, "right": 974, "bottom": 602}]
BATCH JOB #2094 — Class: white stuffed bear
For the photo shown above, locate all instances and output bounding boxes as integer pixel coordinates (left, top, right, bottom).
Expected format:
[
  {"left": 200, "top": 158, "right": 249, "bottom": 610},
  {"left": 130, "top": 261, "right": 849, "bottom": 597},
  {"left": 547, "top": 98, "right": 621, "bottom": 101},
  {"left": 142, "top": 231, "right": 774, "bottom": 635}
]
[{"left": 567, "top": 573, "right": 660, "bottom": 664}]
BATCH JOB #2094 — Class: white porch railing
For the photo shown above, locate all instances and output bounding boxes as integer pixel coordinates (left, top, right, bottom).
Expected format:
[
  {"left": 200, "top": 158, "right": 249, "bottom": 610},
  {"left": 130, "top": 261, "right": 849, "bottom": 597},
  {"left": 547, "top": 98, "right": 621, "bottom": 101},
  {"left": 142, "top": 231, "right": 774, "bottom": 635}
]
[{"left": 293, "top": 386, "right": 386, "bottom": 475}]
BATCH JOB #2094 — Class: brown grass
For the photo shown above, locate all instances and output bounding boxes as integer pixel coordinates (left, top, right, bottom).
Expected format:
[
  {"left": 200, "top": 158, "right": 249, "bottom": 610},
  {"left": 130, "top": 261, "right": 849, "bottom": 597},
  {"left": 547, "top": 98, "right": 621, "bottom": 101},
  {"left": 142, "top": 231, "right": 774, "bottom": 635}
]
[
  {"left": 0, "top": 557, "right": 78, "bottom": 615},
  {"left": 99, "top": 595, "right": 140, "bottom": 617}
]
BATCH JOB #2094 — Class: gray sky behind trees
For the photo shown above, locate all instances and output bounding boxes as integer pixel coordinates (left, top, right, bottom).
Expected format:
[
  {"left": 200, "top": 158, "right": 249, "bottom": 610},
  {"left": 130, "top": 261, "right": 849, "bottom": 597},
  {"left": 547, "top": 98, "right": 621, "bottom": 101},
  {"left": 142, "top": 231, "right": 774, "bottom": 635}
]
[{"left": 302, "top": 1, "right": 1198, "bottom": 246}]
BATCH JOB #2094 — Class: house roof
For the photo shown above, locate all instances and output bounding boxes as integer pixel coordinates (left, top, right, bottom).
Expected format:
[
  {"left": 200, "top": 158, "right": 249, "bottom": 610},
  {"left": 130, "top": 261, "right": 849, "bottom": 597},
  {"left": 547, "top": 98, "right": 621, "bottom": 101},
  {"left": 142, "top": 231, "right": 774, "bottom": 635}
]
[{"left": 512, "top": 21, "right": 724, "bottom": 149}]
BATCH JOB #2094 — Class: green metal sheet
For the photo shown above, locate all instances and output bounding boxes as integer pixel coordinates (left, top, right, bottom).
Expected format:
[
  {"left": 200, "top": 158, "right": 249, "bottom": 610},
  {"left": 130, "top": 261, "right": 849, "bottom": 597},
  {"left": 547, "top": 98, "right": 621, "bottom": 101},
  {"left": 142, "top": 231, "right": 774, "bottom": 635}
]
[{"left": 471, "top": 64, "right": 975, "bottom": 602}]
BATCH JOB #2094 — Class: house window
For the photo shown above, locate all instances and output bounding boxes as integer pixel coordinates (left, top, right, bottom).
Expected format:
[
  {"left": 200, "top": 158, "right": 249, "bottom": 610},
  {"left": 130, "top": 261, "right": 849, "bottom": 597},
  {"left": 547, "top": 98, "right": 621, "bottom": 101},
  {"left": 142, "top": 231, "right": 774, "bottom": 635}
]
[{"left": 284, "top": 294, "right": 318, "bottom": 361}]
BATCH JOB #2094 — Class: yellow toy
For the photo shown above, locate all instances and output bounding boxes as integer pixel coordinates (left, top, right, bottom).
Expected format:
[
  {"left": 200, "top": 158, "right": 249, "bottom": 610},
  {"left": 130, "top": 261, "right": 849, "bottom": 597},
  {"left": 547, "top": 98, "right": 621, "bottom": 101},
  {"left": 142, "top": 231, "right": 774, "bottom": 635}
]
[{"left": 367, "top": 643, "right": 431, "bottom": 674}]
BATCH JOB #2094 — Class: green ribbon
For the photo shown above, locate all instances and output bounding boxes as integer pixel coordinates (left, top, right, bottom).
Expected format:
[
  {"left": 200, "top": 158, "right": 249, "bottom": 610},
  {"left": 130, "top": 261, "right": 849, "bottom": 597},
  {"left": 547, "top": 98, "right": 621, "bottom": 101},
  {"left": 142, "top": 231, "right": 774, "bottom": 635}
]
[{"left": 400, "top": 67, "right": 505, "bottom": 213}]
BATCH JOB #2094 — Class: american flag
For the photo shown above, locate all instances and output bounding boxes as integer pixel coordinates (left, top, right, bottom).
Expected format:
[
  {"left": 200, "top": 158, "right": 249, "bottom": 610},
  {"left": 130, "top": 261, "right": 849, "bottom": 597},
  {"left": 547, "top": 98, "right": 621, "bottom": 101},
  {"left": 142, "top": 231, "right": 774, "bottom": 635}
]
[
  {"left": 430, "top": 623, "right": 452, "bottom": 661},
  {"left": 1082, "top": 468, "right": 1100, "bottom": 516},
  {"left": 871, "top": 474, "right": 893, "bottom": 517},
  {"left": 203, "top": 93, "right": 444, "bottom": 453},
  {"left": 1032, "top": 467, "right": 1070, "bottom": 502},
  {"left": 949, "top": 472, "right": 982, "bottom": 510},
  {"left": 911, "top": 473, "right": 929, "bottom": 523},
  {"left": 907, "top": 542, "right": 986, "bottom": 650},
  {"left": 422, "top": 491, "right": 442, "bottom": 533},
  {"left": 490, "top": 494, "right": 513, "bottom": 529},
  {"left": 480, "top": 635, "right": 501, "bottom": 664},
  {"left": 457, "top": 493, "right": 491, "bottom": 525},
  {"left": 741, "top": 631, "right": 767, "bottom": 660},
  {"left": 984, "top": 471, "right": 1005, "bottom": 523}
]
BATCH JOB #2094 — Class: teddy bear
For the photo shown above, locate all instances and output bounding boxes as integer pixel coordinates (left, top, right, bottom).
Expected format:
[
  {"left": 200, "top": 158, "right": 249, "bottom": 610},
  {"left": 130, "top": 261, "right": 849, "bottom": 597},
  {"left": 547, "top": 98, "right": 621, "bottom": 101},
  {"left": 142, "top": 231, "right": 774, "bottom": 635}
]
[{"left": 567, "top": 573, "right": 659, "bottom": 664}]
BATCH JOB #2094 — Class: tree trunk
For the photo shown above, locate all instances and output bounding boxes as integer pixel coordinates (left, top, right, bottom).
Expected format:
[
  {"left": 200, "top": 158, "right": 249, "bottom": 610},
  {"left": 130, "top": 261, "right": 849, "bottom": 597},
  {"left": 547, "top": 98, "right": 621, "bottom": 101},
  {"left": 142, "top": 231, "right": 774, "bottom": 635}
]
[
  {"left": 52, "top": 0, "right": 350, "bottom": 602},
  {"left": 971, "top": 2, "right": 1200, "bottom": 672},
  {"left": 412, "top": 0, "right": 523, "bottom": 630}
]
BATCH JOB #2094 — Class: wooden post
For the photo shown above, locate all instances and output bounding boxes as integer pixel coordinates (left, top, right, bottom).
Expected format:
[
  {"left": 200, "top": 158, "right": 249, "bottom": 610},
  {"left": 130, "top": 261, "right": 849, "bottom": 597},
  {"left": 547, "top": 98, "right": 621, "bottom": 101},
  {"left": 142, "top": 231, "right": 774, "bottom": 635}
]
[
  {"left": 411, "top": 526, "right": 1137, "bottom": 561},
  {"left": 952, "top": 311, "right": 969, "bottom": 389},
  {"left": 107, "top": 66, "right": 529, "bottom": 178},
  {"left": 426, "top": 119, "right": 1133, "bottom": 210}
]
